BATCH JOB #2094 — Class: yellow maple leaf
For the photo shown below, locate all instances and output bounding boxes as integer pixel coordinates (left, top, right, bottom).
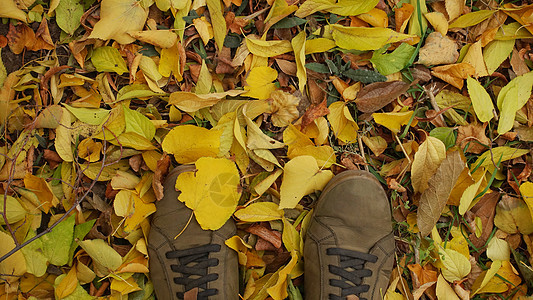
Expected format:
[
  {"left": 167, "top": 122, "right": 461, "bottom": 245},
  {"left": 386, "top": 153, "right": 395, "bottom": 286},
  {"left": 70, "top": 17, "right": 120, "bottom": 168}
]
[{"left": 176, "top": 157, "right": 241, "bottom": 230}]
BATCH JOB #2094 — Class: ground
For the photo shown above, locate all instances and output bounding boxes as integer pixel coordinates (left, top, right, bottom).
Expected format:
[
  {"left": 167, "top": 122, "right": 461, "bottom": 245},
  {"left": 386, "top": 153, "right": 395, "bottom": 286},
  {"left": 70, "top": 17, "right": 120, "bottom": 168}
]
[{"left": 1, "top": 0, "right": 533, "bottom": 299}]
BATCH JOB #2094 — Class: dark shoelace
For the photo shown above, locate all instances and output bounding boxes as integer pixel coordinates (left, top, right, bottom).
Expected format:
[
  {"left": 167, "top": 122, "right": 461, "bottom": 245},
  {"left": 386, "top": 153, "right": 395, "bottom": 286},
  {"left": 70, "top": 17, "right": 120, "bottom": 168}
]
[
  {"left": 327, "top": 247, "right": 378, "bottom": 300},
  {"left": 166, "top": 244, "right": 221, "bottom": 299}
]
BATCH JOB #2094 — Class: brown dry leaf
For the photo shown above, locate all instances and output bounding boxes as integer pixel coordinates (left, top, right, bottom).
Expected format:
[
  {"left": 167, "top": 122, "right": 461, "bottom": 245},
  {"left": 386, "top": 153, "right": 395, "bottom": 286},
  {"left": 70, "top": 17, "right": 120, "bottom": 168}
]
[
  {"left": 510, "top": 47, "right": 530, "bottom": 76},
  {"left": 418, "top": 32, "right": 459, "bottom": 66},
  {"left": 246, "top": 224, "right": 282, "bottom": 249},
  {"left": 152, "top": 153, "right": 170, "bottom": 201},
  {"left": 395, "top": 3, "right": 414, "bottom": 33},
  {"left": 417, "top": 151, "right": 466, "bottom": 236},
  {"left": 431, "top": 62, "right": 476, "bottom": 89},
  {"left": 464, "top": 192, "right": 499, "bottom": 248},
  {"left": 355, "top": 81, "right": 411, "bottom": 113},
  {"left": 7, "top": 23, "right": 36, "bottom": 54},
  {"left": 456, "top": 123, "right": 490, "bottom": 154},
  {"left": 301, "top": 100, "right": 330, "bottom": 128}
]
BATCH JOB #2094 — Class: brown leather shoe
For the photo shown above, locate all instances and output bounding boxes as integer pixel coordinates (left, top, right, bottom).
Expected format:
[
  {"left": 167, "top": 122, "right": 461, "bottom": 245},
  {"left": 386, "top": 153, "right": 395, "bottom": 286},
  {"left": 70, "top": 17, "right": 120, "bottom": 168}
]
[
  {"left": 148, "top": 165, "right": 239, "bottom": 299},
  {"left": 304, "top": 170, "right": 395, "bottom": 300}
]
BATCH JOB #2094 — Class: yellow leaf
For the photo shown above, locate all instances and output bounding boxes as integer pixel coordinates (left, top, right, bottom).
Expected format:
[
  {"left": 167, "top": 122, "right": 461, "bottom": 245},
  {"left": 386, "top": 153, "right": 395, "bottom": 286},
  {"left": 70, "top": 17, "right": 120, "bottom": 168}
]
[
  {"left": 362, "top": 135, "right": 387, "bottom": 156},
  {"left": 206, "top": 0, "right": 226, "bottom": 52},
  {"left": 358, "top": 8, "right": 388, "bottom": 28},
  {"left": 288, "top": 145, "right": 335, "bottom": 168},
  {"left": 411, "top": 136, "right": 446, "bottom": 194},
  {"left": 279, "top": 156, "right": 333, "bottom": 209},
  {"left": 56, "top": 107, "right": 74, "bottom": 162},
  {"left": 196, "top": 60, "right": 213, "bottom": 94},
  {"left": 245, "top": 116, "right": 285, "bottom": 150},
  {"left": 0, "top": 231, "right": 27, "bottom": 282},
  {"left": 305, "top": 38, "right": 336, "bottom": 54},
  {"left": 55, "top": 267, "right": 78, "bottom": 299},
  {"left": 253, "top": 168, "right": 283, "bottom": 196},
  {"left": 458, "top": 169, "right": 486, "bottom": 215},
  {"left": 327, "top": 101, "right": 358, "bottom": 143},
  {"left": 0, "top": 0, "right": 27, "bottom": 21},
  {"left": 242, "top": 66, "right": 278, "bottom": 99},
  {"left": 24, "top": 173, "right": 58, "bottom": 213},
  {"left": 267, "top": 250, "right": 299, "bottom": 300},
  {"left": 264, "top": 0, "right": 298, "bottom": 28},
  {"left": 471, "top": 260, "right": 505, "bottom": 295},
  {"left": 282, "top": 218, "right": 301, "bottom": 253},
  {"left": 127, "top": 30, "right": 177, "bottom": 48},
  {"left": 494, "top": 195, "right": 533, "bottom": 234},
  {"left": 474, "top": 147, "right": 529, "bottom": 170},
  {"left": 245, "top": 37, "right": 293, "bottom": 57},
  {"left": 159, "top": 41, "right": 182, "bottom": 81},
  {"left": 373, "top": 111, "right": 415, "bottom": 134},
  {"left": 496, "top": 71, "right": 533, "bottom": 134},
  {"left": 267, "top": 90, "right": 300, "bottom": 127},
  {"left": 291, "top": 31, "right": 307, "bottom": 91},
  {"left": 331, "top": 24, "right": 416, "bottom": 51},
  {"left": 439, "top": 247, "right": 471, "bottom": 282},
  {"left": 77, "top": 138, "right": 102, "bottom": 162},
  {"left": 462, "top": 41, "right": 488, "bottom": 77},
  {"left": 176, "top": 157, "right": 241, "bottom": 230},
  {"left": 486, "top": 238, "right": 510, "bottom": 261},
  {"left": 483, "top": 39, "right": 514, "bottom": 75},
  {"left": 162, "top": 125, "right": 222, "bottom": 164},
  {"left": 424, "top": 12, "right": 448, "bottom": 36},
  {"left": 88, "top": 0, "right": 148, "bottom": 44},
  {"left": 466, "top": 77, "right": 494, "bottom": 122},
  {"left": 169, "top": 90, "right": 244, "bottom": 112},
  {"left": 193, "top": 17, "right": 214, "bottom": 45},
  {"left": 234, "top": 202, "right": 284, "bottom": 222},
  {"left": 521, "top": 181, "right": 533, "bottom": 223},
  {"left": 449, "top": 10, "right": 495, "bottom": 29},
  {"left": 112, "top": 132, "right": 156, "bottom": 150},
  {"left": 225, "top": 235, "right": 252, "bottom": 265},
  {"left": 77, "top": 239, "right": 123, "bottom": 275},
  {"left": 445, "top": 0, "right": 464, "bottom": 21},
  {"left": 0, "top": 195, "right": 26, "bottom": 225},
  {"left": 431, "top": 62, "right": 475, "bottom": 90},
  {"left": 435, "top": 274, "right": 460, "bottom": 300},
  {"left": 110, "top": 276, "right": 141, "bottom": 295},
  {"left": 446, "top": 232, "right": 470, "bottom": 259}
]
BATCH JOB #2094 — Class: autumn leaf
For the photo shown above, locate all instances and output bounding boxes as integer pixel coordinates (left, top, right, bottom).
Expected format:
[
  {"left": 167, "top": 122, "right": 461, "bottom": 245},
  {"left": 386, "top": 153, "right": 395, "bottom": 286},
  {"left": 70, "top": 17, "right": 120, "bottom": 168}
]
[{"left": 411, "top": 136, "right": 446, "bottom": 194}]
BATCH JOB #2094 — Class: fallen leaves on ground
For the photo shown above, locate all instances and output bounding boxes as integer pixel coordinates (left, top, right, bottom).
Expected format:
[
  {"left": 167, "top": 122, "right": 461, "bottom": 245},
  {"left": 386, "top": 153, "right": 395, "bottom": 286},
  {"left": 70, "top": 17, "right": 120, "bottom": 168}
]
[{"left": 1, "top": 0, "right": 533, "bottom": 298}]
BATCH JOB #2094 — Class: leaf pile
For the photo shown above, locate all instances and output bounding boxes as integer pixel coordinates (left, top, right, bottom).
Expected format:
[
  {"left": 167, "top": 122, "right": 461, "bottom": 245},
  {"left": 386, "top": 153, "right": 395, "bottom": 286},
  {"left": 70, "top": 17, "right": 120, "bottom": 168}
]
[{"left": 1, "top": 0, "right": 533, "bottom": 298}]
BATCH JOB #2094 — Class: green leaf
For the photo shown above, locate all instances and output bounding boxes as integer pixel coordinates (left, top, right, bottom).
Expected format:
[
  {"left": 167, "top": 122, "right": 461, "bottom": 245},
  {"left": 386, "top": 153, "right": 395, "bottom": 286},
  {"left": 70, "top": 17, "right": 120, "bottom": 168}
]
[
  {"left": 55, "top": 0, "right": 83, "bottom": 35},
  {"left": 496, "top": 71, "right": 533, "bottom": 134},
  {"left": 449, "top": 10, "right": 495, "bottom": 29},
  {"left": 466, "top": 77, "right": 494, "bottom": 122},
  {"left": 21, "top": 231, "right": 48, "bottom": 277},
  {"left": 64, "top": 104, "right": 110, "bottom": 125},
  {"left": 117, "top": 84, "right": 165, "bottom": 101},
  {"left": 77, "top": 239, "right": 123, "bottom": 273},
  {"left": 0, "top": 195, "right": 26, "bottom": 225},
  {"left": 429, "top": 127, "right": 456, "bottom": 150},
  {"left": 91, "top": 46, "right": 128, "bottom": 75},
  {"left": 483, "top": 39, "right": 514, "bottom": 75},
  {"left": 370, "top": 43, "right": 416, "bottom": 76},
  {"left": 272, "top": 17, "right": 307, "bottom": 29},
  {"left": 40, "top": 214, "right": 76, "bottom": 266},
  {"left": 68, "top": 219, "right": 96, "bottom": 265},
  {"left": 344, "top": 69, "right": 387, "bottom": 83},
  {"left": 123, "top": 105, "right": 156, "bottom": 140}
]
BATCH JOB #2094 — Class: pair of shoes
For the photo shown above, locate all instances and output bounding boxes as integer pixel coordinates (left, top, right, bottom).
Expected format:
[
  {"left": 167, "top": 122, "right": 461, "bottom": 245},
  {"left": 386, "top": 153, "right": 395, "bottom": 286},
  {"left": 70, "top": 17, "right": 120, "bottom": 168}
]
[{"left": 148, "top": 167, "right": 394, "bottom": 300}]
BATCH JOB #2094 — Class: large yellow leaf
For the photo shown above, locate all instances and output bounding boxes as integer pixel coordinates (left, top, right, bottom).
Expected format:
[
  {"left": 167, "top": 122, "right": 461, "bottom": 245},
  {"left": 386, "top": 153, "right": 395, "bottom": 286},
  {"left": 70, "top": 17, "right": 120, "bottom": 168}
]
[
  {"left": 439, "top": 247, "right": 471, "bottom": 282},
  {"left": 462, "top": 41, "right": 488, "bottom": 77},
  {"left": 161, "top": 125, "right": 222, "bottom": 164},
  {"left": 496, "top": 71, "right": 533, "bottom": 134},
  {"left": 449, "top": 10, "right": 495, "bottom": 29},
  {"left": 176, "top": 157, "right": 241, "bottom": 230},
  {"left": 56, "top": 107, "right": 74, "bottom": 162},
  {"left": 267, "top": 250, "right": 299, "bottom": 300},
  {"left": 327, "top": 101, "right": 358, "bottom": 143},
  {"left": 411, "top": 136, "right": 446, "bottom": 194},
  {"left": 77, "top": 239, "right": 123, "bottom": 275},
  {"left": 0, "top": 231, "right": 27, "bottom": 283},
  {"left": 471, "top": 260, "right": 506, "bottom": 295},
  {"left": 88, "top": 0, "right": 149, "bottom": 44},
  {"left": 483, "top": 39, "right": 514, "bottom": 75},
  {"left": 0, "top": 195, "right": 26, "bottom": 225},
  {"left": 331, "top": 25, "right": 415, "bottom": 51},
  {"left": 279, "top": 156, "right": 333, "bottom": 209},
  {"left": 486, "top": 238, "right": 510, "bottom": 261},
  {"left": 466, "top": 77, "right": 494, "bottom": 122},
  {"left": 242, "top": 66, "right": 278, "bottom": 99},
  {"left": 127, "top": 30, "right": 177, "bottom": 48},
  {"left": 458, "top": 169, "right": 486, "bottom": 215},
  {"left": 435, "top": 274, "right": 459, "bottom": 300},
  {"left": 474, "top": 146, "right": 529, "bottom": 170}
]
